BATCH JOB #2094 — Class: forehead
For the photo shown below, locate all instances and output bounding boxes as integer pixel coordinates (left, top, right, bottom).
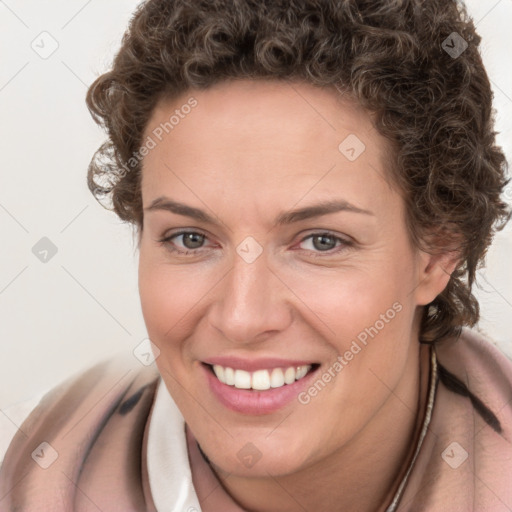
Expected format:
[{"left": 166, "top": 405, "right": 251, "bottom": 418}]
[
  {"left": 140, "top": 79, "right": 397, "bottom": 218},
  {"left": 144, "top": 79, "right": 379, "bottom": 149}
]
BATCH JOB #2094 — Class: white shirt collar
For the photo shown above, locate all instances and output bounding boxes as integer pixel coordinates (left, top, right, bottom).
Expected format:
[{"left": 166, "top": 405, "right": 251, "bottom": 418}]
[{"left": 146, "top": 378, "right": 202, "bottom": 512}]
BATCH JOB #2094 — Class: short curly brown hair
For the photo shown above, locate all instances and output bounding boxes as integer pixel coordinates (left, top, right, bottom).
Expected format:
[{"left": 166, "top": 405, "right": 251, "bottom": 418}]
[{"left": 86, "top": 0, "right": 510, "bottom": 346}]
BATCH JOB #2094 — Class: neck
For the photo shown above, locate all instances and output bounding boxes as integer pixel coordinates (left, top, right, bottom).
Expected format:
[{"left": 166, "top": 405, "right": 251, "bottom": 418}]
[{"left": 201, "top": 341, "right": 431, "bottom": 512}]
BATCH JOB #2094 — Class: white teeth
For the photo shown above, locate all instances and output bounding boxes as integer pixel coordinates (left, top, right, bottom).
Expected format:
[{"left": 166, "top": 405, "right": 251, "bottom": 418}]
[
  {"left": 295, "top": 365, "right": 309, "bottom": 380},
  {"left": 212, "top": 364, "right": 312, "bottom": 390},
  {"left": 284, "top": 367, "right": 296, "bottom": 385},
  {"left": 213, "top": 365, "right": 225, "bottom": 383},
  {"left": 234, "top": 369, "right": 252, "bottom": 389},
  {"left": 270, "top": 368, "right": 285, "bottom": 388},
  {"left": 252, "top": 369, "right": 271, "bottom": 390},
  {"left": 224, "top": 367, "right": 235, "bottom": 385}
]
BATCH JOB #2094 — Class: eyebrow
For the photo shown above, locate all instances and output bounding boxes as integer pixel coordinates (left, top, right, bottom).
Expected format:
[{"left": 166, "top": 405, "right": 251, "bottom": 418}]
[{"left": 144, "top": 196, "right": 374, "bottom": 227}]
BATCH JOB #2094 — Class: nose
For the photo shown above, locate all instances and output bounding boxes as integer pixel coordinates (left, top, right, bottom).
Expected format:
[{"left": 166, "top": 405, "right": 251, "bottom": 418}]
[{"left": 208, "top": 248, "right": 293, "bottom": 345}]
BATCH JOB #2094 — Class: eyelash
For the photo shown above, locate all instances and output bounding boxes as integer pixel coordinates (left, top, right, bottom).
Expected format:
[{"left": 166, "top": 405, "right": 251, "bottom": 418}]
[{"left": 157, "top": 229, "right": 354, "bottom": 258}]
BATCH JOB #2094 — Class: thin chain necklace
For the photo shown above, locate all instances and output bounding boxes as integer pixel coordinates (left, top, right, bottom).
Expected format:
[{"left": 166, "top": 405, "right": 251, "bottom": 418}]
[{"left": 385, "top": 348, "right": 438, "bottom": 512}]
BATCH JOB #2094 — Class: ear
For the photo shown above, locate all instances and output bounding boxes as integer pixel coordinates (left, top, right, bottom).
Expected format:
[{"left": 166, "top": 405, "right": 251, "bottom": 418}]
[{"left": 413, "top": 248, "right": 460, "bottom": 306}]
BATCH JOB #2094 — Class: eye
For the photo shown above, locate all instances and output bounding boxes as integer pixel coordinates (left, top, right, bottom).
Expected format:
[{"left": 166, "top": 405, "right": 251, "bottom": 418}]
[
  {"left": 296, "top": 232, "right": 353, "bottom": 257},
  {"left": 158, "top": 230, "right": 211, "bottom": 255}
]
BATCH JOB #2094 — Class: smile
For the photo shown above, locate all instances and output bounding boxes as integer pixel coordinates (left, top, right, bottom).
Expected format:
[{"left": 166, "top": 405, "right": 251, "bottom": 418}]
[
  {"left": 212, "top": 364, "right": 313, "bottom": 390},
  {"left": 202, "top": 357, "right": 321, "bottom": 414}
]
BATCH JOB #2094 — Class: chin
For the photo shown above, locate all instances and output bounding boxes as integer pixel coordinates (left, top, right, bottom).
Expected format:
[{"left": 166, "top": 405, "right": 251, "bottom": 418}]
[
  {"left": 202, "top": 432, "right": 317, "bottom": 479},
  {"left": 213, "top": 452, "right": 308, "bottom": 479}
]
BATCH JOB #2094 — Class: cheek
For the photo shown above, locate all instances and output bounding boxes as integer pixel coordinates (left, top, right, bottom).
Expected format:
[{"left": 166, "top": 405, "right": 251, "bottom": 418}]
[
  {"left": 137, "top": 248, "right": 220, "bottom": 382},
  {"left": 138, "top": 243, "right": 200, "bottom": 335},
  {"left": 294, "top": 250, "right": 417, "bottom": 392},
  {"left": 138, "top": 247, "right": 192, "bottom": 355},
  {"left": 284, "top": 255, "right": 414, "bottom": 342},
  {"left": 138, "top": 260, "right": 196, "bottom": 396},
  {"left": 138, "top": 261, "right": 170, "bottom": 337}
]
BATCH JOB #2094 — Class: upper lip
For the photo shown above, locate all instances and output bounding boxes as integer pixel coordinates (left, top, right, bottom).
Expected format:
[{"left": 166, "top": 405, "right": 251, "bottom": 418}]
[{"left": 203, "top": 356, "right": 317, "bottom": 372}]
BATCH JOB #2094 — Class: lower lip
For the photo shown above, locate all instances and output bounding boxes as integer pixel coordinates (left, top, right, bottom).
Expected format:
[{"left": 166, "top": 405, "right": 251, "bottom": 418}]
[{"left": 202, "top": 364, "right": 318, "bottom": 415}]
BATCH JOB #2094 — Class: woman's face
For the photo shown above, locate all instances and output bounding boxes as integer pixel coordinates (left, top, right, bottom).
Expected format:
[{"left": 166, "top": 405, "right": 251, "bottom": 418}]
[{"left": 138, "top": 79, "right": 441, "bottom": 477}]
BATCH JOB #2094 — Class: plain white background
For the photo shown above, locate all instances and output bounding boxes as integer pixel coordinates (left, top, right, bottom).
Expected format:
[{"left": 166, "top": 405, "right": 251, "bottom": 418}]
[{"left": 0, "top": 0, "right": 511, "bottom": 411}]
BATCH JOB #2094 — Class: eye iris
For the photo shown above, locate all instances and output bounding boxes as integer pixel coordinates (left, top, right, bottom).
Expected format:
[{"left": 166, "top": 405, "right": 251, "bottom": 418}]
[
  {"left": 183, "top": 233, "right": 204, "bottom": 249},
  {"left": 313, "top": 234, "right": 336, "bottom": 251}
]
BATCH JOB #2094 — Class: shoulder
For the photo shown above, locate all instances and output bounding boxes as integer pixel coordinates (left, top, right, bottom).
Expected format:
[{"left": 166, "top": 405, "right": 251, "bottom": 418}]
[
  {"left": 0, "top": 353, "right": 162, "bottom": 510},
  {"left": 436, "top": 326, "right": 512, "bottom": 367},
  {"left": 397, "top": 330, "right": 512, "bottom": 510},
  {"left": 0, "top": 352, "right": 160, "bottom": 466},
  {"left": 435, "top": 327, "right": 512, "bottom": 427},
  {"left": 36, "top": 351, "right": 160, "bottom": 410}
]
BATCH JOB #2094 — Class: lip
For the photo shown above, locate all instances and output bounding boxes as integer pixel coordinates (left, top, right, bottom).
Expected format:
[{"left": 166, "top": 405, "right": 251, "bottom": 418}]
[{"left": 202, "top": 362, "right": 319, "bottom": 415}]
